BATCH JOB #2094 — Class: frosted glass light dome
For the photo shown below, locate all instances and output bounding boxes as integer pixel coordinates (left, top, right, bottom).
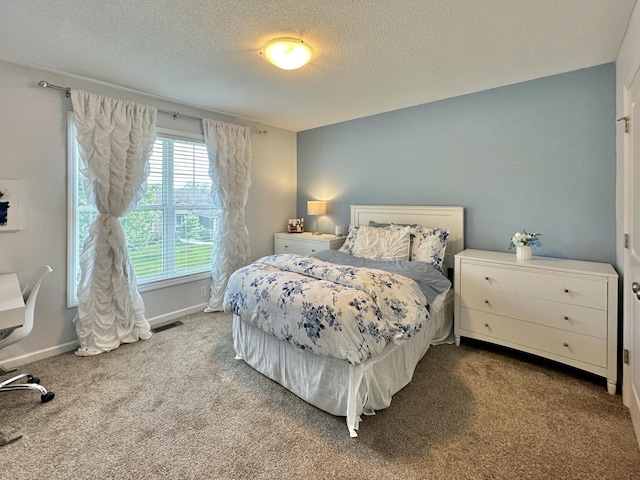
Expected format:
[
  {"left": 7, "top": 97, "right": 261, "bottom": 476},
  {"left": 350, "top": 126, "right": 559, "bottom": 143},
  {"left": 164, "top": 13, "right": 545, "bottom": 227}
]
[{"left": 261, "top": 38, "right": 313, "bottom": 70}]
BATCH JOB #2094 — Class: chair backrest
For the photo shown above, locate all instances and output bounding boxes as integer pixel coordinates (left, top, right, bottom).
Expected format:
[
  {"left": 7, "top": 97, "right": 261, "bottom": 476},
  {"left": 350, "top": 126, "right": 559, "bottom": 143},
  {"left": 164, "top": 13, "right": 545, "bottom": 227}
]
[
  {"left": 0, "top": 265, "right": 52, "bottom": 351},
  {"left": 22, "top": 265, "right": 53, "bottom": 302}
]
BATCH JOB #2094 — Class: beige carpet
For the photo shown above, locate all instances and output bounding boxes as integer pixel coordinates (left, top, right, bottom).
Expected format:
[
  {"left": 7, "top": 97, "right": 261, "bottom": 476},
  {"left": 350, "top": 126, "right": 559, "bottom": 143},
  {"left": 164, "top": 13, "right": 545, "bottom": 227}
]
[{"left": 1, "top": 312, "right": 639, "bottom": 480}]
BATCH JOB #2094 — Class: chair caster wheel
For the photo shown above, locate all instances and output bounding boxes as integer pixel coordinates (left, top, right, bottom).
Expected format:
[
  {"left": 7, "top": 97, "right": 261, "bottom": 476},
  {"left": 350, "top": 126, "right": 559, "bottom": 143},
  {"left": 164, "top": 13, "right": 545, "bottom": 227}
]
[
  {"left": 27, "top": 375, "right": 40, "bottom": 384},
  {"left": 41, "top": 392, "right": 55, "bottom": 403}
]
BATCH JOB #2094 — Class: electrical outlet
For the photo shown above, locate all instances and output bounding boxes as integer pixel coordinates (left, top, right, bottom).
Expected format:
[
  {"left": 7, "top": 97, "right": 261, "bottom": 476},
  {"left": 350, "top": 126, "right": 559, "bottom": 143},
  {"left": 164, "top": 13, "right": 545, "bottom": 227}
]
[{"left": 200, "top": 287, "right": 207, "bottom": 297}]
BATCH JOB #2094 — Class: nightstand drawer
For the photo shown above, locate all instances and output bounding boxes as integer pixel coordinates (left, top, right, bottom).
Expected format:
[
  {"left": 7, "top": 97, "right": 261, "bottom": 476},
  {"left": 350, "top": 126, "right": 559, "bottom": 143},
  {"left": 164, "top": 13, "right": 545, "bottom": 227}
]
[
  {"left": 460, "top": 308, "right": 607, "bottom": 367},
  {"left": 274, "top": 233, "right": 346, "bottom": 256},
  {"left": 275, "top": 236, "right": 320, "bottom": 256},
  {"left": 460, "top": 288, "right": 607, "bottom": 338},
  {"left": 460, "top": 262, "right": 607, "bottom": 310}
]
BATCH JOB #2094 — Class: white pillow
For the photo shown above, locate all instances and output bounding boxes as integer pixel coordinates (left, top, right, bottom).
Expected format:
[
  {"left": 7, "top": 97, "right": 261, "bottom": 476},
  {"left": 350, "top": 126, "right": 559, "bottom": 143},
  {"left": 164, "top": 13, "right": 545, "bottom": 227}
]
[
  {"left": 352, "top": 225, "right": 411, "bottom": 261},
  {"left": 410, "top": 226, "right": 449, "bottom": 272}
]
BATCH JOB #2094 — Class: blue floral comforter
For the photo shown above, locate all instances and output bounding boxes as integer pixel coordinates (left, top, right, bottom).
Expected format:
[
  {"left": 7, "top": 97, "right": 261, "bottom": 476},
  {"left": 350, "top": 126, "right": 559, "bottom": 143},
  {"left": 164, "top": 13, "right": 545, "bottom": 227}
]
[{"left": 223, "top": 254, "right": 433, "bottom": 365}]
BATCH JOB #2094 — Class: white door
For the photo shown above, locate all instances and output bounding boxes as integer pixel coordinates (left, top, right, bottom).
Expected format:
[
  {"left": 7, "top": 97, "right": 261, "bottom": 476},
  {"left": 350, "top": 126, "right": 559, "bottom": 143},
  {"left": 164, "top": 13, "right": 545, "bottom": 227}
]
[{"left": 625, "top": 67, "right": 640, "bottom": 443}]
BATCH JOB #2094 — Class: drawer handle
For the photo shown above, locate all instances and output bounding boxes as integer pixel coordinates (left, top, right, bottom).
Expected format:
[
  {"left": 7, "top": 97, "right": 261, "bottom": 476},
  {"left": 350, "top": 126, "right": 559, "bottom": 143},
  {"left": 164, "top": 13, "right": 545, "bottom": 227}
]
[
  {"left": 484, "top": 323, "right": 489, "bottom": 328},
  {"left": 284, "top": 245, "right": 289, "bottom": 248},
  {"left": 485, "top": 276, "right": 490, "bottom": 281},
  {"left": 563, "top": 316, "right": 569, "bottom": 321},
  {"left": 563, "top": 289, "right": 569, "bottom": 293},
  {"left": 484, "top": 299, "right": 489, "bottom": 304},
  {"left": 563, "top": 342, "right": 569, "bottom": 348},
  {"left": 311, "top": 249, "right": 316, "bottom": 253}
]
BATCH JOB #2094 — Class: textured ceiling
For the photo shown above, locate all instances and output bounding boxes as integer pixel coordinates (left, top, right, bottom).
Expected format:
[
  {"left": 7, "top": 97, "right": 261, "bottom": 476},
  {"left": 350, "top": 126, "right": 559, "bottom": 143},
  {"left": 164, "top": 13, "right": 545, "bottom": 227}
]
[{"left": 0, "top": 0, "right": 636, "bottom": 132}]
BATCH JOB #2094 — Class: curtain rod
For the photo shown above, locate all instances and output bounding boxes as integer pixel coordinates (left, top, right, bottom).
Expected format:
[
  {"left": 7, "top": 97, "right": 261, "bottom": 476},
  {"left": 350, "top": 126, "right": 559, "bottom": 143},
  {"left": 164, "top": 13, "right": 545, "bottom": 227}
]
[{"left": 37, "top": 80, "right": 269, "bottom": 135}]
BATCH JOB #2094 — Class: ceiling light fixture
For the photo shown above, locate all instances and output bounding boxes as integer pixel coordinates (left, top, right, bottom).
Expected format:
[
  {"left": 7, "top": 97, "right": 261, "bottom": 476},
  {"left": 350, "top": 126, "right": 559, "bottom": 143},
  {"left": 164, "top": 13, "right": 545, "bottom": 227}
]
[{"left": 260, "top": 37, "right": 313, "bottom": 70}]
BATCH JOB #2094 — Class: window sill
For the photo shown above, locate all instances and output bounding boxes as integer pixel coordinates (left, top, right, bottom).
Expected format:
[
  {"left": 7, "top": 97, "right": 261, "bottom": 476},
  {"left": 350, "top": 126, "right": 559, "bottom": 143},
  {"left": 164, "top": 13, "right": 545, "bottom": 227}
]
[
  {"left": 67, "top": 271, "right": 211, "bottom": 308},
  {"left": 138, "top": 271, "right": 211, "bottom": 293}
]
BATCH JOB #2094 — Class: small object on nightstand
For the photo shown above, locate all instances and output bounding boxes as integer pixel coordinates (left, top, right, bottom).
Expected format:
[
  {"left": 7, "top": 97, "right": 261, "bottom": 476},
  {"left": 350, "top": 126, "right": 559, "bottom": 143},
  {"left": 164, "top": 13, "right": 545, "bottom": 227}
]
[
  {"left": 287, "top": 218, "right": 304, "bottom": 233},
  {"left": 307, "top": 201, "right": 327, "bottom": 235}
]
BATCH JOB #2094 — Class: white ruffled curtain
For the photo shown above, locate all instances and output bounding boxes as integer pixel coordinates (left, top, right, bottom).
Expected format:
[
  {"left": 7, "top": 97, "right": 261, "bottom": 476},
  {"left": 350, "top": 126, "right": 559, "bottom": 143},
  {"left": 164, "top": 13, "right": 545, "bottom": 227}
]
[
  {"left": 203, "top": 119, "right": 252, "bottom": 312},
  {"left": 71, "top": 89, "right": 157, "bottom": 356}
]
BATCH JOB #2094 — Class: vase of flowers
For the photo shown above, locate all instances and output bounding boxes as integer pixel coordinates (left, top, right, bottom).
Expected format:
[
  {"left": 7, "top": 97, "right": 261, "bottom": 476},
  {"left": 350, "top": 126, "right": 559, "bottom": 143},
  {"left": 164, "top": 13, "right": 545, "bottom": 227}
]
[
  {"left": 508, "top": 230, "right": 542, "bottom": 260},
  {"left": 516, "top": 245, "right": 532, "bottom": 260}
]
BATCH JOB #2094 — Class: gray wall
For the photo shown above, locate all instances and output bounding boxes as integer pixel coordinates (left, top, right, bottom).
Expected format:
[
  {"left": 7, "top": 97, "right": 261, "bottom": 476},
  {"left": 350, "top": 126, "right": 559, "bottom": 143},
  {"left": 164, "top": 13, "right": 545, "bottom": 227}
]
[
  {"left": 0, "top": 60, "right": 297, "bottom": 366},
  {"left": 297, "top": 63, "right": 616, "bottom": 266}
]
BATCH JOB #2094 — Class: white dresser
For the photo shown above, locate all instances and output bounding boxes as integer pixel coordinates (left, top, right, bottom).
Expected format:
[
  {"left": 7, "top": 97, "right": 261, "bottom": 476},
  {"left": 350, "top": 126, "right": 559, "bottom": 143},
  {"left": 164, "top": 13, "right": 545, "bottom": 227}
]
[
  {"left": 274, "top": 232, "right": 346, "bottom": 256},
  {"left": 454, "top": 249, "right": 618, "bottom": 394}
]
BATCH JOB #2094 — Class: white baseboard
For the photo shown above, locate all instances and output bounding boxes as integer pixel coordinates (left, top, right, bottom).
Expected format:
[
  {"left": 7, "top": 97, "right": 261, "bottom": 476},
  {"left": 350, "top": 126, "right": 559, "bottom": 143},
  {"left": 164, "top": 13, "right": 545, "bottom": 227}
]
[
  {"left": 0, "top": 340, "right": 78, "bottom": 370},
  {"left": 148, "top": 303, "right": 208, "bottom": 328},
  {"left": 0, "top": 303, "right": 209, "bottom": 369}
]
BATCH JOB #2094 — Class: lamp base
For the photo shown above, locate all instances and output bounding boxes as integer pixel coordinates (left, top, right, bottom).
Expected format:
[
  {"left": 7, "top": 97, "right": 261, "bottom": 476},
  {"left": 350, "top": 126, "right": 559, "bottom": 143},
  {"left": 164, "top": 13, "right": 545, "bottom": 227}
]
[{"left": 312, "top": 214, "right": 321, "bottom": 236}]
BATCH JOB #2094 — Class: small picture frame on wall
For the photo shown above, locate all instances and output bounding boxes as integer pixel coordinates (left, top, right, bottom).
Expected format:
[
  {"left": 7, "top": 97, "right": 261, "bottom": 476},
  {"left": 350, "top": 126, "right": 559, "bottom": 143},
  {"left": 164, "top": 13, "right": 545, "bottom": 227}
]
[{"left": 0, "top": 179, "right": 22, "bottom": 232}]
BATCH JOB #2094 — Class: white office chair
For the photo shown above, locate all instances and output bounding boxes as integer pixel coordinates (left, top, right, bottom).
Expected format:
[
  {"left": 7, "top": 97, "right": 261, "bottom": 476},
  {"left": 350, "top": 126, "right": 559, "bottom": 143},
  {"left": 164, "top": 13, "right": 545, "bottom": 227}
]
[{"left": 0, "top": 265, "right": 54, "bottom": 403}]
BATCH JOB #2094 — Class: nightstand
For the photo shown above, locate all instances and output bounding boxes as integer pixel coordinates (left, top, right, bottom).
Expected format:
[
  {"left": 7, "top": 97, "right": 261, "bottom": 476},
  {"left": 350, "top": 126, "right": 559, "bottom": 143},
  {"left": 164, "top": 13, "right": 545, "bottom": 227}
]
[
  {"left": 274, "top": 232, "right": 346, "bottom": 256},
  {"left": 454, "top": 249, "right": 618, "bottom": 394}
]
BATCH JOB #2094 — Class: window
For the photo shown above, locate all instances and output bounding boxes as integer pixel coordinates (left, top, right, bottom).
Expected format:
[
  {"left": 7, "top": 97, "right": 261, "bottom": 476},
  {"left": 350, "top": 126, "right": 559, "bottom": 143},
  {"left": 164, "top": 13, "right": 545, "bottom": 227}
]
[{"left": 68, "top": 115, "right": 214, "bottom": 306}]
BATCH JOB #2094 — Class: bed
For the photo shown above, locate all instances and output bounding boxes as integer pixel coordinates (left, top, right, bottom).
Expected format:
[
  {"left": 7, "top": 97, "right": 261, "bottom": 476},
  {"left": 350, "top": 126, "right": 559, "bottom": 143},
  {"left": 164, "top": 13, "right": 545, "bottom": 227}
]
[{"left": 224, "top": 205, "right": 464, "bottom": 437}]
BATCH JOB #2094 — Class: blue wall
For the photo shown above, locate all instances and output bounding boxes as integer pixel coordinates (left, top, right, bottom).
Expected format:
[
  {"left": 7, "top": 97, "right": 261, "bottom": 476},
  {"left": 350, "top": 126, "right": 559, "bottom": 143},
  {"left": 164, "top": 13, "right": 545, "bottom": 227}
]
[{"left": 297, "top": 63, "right": 616, "bottom": 266}]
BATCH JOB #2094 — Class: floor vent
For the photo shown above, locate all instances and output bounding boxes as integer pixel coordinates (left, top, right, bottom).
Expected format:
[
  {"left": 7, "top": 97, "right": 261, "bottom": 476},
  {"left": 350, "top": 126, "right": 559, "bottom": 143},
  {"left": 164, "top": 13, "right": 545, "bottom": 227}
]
[{"left": 151, "top": 320, "right": 184, "bottom": 334}]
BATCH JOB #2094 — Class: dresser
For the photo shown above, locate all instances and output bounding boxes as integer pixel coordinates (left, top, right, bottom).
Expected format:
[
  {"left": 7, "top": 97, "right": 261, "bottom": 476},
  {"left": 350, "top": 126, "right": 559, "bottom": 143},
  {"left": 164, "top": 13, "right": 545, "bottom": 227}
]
[
  {"left": 274, "top": 232, "right": 346, "bottom": 256},
  {"left": 454, "top": 249, "right": 618, "bottom": 394}
]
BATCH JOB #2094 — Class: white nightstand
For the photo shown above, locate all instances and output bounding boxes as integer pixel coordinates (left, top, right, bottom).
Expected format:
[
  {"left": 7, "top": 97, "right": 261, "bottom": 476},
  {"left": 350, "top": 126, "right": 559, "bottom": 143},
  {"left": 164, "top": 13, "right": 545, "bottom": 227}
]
[
  {"left": 454, "top": 249, "right": 618, "bottom": 394},
  {"left": 274, "top": 232, "right": 346, "bottom": 256}
]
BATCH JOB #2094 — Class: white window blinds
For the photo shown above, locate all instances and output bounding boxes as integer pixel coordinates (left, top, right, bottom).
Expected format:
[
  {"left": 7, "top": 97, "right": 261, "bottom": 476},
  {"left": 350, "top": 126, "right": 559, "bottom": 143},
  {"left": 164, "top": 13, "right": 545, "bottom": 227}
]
[{"left": 68, "top": 119, "right": 213, "bottom": 306}]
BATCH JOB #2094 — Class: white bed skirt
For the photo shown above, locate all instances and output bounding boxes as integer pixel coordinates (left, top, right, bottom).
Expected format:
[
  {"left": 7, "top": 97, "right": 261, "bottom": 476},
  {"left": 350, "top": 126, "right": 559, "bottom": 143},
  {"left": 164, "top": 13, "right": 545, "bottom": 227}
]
[{"left": 232, "top": 289, "right": 454, "bottom": 437}]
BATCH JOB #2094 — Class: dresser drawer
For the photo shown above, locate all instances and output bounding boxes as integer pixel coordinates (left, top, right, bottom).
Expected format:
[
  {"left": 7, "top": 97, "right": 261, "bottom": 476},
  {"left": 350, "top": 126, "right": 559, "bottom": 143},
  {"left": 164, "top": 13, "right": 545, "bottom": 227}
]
[
  {"left": 460, "top": 262, "right": 608, "bottom": 310},
  {"left": 459, "top": 289, "right": 607, "bottom": 338},
  {"left": 460, "top": 308, "right": 607, "bottom": 367}
]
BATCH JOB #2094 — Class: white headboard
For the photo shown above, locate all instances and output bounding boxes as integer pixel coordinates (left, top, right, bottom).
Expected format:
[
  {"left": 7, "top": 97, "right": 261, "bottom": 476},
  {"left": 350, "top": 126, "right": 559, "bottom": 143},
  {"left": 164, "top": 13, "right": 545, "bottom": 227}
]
[{"left": 350, "top": 205, "right": 464, "bottom": 271}]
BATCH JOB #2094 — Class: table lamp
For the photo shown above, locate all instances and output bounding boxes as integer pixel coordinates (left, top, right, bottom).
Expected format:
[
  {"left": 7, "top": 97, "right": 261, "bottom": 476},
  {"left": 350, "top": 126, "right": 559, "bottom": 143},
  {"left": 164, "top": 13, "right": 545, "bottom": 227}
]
[{"left": 307, "top": 201, "right": 327, "bottom": 235}]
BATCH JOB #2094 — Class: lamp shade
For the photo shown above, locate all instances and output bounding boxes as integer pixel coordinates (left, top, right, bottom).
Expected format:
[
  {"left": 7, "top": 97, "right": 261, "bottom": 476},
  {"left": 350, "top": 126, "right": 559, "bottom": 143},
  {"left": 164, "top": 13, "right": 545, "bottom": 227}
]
[
  {"left": 261, "top": 38, "right": 313, "bottom": 70},
  {"left": 307, "top": 201, "right": 327, "bottom": 216}
]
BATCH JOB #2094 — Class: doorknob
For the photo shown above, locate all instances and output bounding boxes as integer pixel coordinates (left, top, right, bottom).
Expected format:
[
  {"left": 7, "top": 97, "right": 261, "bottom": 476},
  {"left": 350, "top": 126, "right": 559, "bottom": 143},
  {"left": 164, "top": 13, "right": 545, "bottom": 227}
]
[{"left": 633, "top": 282, "right": 640, "bottom": 300}]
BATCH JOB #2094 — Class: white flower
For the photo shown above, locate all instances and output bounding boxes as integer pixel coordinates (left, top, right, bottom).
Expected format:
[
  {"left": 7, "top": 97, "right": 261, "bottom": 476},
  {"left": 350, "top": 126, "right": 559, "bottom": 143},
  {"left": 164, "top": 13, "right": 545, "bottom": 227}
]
[{"left": 508, "top": 230, "right": 542, "bottom": 250}]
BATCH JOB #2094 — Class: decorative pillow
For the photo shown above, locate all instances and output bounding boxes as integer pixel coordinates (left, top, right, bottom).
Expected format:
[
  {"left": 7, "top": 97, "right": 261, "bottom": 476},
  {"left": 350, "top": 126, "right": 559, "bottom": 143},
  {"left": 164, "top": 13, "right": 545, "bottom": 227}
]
[
  {"left": 368, "top": 221, "right": 415, "bottom": 255},
  {"left": 411, "top": 226, "right": 449, "bottom": 272},
  {"left": 338, "top": 225, "right": 360, "bottom": 255},
  {"left": 351, "top": 224, "right": 411, "bottom": 261}
]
